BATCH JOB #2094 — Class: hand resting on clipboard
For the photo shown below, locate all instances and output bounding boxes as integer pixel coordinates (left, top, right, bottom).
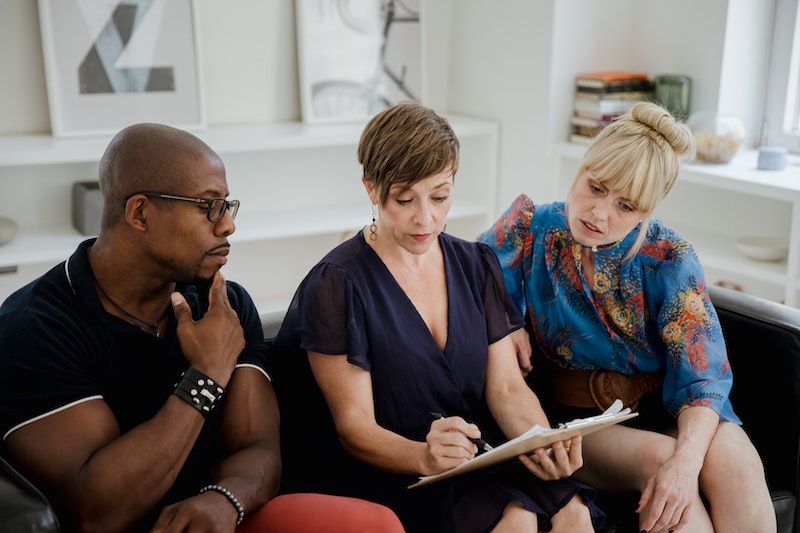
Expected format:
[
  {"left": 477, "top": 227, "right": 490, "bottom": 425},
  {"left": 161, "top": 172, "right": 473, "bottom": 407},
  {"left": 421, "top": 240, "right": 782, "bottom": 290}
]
[{"left": 409, "top": 399, "right": 636, "bottom": 488}]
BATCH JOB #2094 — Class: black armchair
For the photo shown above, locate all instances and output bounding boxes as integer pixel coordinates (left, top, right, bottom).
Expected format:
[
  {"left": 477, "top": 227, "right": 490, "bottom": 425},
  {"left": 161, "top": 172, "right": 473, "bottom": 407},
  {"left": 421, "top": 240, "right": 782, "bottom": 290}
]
[
  {"left": 0, "top": 452, "right": 58, "bottom": 533},
  {"left": 710, "top": 284, "right": 800, "bottom": 533},
  {"left": 599, "top": 284, "right": 800, "bottom": 532}
]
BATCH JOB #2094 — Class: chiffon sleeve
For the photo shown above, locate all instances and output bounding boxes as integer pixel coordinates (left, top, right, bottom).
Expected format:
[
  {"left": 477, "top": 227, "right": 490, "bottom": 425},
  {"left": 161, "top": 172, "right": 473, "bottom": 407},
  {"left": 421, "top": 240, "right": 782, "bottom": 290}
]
[
  {"left": 477, "top": 242, "right": 525, "bottom": 344},
  {"left": 276, "top": 262, "right": 372, "bottom": 371}
]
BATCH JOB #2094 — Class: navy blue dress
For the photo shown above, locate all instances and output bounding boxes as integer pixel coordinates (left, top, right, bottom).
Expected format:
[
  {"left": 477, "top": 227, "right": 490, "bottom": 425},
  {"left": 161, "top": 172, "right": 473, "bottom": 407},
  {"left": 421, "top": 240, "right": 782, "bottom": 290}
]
[{"left": 274, "top": 231, "right": 604, "bottom": 533}]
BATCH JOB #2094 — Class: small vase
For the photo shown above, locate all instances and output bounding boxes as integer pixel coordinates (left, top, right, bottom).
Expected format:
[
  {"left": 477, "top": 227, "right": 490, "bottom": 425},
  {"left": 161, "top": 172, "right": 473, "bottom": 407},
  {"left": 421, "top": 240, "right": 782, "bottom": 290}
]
[{"left": 687, "top": 112, "right": 745, "bottom": 164}]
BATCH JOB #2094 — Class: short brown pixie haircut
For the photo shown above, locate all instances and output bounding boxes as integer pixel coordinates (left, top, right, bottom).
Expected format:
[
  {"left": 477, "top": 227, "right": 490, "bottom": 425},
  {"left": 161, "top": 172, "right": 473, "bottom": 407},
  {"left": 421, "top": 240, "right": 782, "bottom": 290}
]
[{"left": 357, "top": 100, "right": 460, "bottom": 206}]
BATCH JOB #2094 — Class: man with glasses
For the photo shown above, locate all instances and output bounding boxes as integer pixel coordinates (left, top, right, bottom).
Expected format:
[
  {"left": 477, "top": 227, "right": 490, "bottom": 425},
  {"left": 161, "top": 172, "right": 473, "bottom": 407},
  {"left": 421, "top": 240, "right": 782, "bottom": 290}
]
[{"left": 0, "top": 123, "right": 404, "bottom": 532}]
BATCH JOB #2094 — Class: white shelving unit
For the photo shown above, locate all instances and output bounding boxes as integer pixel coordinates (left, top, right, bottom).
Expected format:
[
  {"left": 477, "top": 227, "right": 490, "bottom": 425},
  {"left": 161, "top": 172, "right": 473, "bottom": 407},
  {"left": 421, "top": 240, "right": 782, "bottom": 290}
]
[
  {"left": 554, "top": 142, "right": 800, "bottom": 307},
  {"left": 0, "top": 116, "right": 499, "bottom": 313}
]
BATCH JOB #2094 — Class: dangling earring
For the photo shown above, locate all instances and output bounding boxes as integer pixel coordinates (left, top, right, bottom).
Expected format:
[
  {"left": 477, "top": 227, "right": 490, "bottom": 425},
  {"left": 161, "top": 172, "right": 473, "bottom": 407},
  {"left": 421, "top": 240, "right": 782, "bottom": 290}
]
[
  {"left": 442, "top": 223, "right": 447, "bottom": 233},
  {"left": 369, "top": 204, "right": 378, "bottom": 241}
]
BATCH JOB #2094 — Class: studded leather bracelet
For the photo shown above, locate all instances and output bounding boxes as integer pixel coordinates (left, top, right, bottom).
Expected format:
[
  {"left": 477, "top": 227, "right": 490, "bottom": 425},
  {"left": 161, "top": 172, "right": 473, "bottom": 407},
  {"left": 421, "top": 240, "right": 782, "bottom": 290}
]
[{"left": 172, "top": 366, "right": 225, "bottom": 415}]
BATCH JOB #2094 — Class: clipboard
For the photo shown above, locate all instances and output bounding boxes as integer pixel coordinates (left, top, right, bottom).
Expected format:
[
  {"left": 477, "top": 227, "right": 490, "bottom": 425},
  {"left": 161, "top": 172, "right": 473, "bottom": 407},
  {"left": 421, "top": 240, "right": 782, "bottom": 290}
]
[{"left": 408, "top": 410, "right": 638, "bottom": 489}]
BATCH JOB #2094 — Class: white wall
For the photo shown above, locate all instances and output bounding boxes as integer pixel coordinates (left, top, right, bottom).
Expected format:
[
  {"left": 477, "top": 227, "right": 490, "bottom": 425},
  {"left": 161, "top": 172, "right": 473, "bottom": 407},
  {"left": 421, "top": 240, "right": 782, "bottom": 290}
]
[
  {"left": 444, "top": 1, "right": 556, "bottom": 208},
  {"left": 0, "top": 0, "right": 773, "bottom": 215}
]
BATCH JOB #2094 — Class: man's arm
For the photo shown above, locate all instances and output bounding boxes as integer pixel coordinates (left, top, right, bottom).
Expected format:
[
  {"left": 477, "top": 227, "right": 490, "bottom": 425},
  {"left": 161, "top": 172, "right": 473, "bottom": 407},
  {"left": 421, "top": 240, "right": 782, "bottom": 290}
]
[
  {"left": 150, "top": 366, "right": 281, "bottom": 532},
  {"left": 7, "top": 366, "right": 280, "bottom": 533},
  {"left": 216, "top": 368, "right": 281, "bottom": 504},
  {"left": 6, "top": 391, "right": 207, "bottom": 532}
]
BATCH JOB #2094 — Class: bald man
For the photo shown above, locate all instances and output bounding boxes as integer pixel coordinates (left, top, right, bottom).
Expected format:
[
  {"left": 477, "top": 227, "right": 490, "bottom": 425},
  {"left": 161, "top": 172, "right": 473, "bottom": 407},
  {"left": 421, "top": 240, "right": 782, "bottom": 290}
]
[{"left": 0, "top": 123, "right": 403, "bottom": 533}]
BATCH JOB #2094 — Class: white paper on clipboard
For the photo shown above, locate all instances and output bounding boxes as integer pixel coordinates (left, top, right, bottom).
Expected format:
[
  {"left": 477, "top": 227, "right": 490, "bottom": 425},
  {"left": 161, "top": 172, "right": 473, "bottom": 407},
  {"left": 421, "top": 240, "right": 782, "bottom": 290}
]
[{"left": 409, "top": 402, "right": 637, "bottom": 489}]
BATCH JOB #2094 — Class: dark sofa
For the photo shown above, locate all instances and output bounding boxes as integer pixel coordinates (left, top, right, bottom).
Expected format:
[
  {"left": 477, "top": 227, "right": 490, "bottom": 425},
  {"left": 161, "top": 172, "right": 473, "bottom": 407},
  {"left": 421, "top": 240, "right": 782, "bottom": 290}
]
[
  {"left": 705, "top": 284, "right": 800, "bottom": 532},
  {"left": 2, "top": 285, "right": 799, "bottom": 532},
  {"left": 597, "top": 284, "right": 800, "bottom": 532}
]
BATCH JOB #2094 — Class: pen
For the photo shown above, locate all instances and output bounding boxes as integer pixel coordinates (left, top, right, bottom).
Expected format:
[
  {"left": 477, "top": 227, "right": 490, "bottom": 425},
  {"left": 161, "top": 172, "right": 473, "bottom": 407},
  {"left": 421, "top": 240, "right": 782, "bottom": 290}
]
[{"left": 430, "top": 411, "right": 494, "bottom": 452}]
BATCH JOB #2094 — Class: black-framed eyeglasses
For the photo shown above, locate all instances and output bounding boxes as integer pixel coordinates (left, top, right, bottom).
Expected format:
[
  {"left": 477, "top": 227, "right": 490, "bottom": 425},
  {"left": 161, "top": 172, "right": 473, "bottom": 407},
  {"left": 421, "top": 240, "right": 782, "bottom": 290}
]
[{"left": 124, "top": 192, "right": 240, "bottom": 223}]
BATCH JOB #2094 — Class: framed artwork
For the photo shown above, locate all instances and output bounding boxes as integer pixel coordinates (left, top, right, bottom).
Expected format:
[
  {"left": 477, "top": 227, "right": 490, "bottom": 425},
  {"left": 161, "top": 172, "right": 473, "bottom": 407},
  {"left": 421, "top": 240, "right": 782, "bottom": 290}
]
[
  {"left": 296, "top": 0, "right": 423, "bottom": 123},
  {"left": 37, "top": 0, "right": 205, "bottom": 137}
]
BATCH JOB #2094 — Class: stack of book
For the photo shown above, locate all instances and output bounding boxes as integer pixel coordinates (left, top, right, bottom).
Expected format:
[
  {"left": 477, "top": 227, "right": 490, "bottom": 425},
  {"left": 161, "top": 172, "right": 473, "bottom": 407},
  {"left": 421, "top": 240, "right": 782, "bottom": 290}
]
[{"left": 569, "top": 71, "right": 654, "bottom": 144}]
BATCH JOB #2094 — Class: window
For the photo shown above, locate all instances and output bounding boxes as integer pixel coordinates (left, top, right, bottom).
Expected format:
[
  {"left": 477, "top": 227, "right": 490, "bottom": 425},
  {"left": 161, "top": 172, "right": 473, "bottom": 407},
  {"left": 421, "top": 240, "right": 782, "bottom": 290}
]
[{"left": 764, "top": 0, "right": 800, "bottom": 151}]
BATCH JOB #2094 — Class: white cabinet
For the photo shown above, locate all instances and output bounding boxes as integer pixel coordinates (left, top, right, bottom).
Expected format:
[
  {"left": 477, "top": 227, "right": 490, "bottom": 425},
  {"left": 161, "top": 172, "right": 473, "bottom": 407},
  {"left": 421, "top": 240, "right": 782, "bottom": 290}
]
[
  {"left": 554, "top": 142, "right": 800, "bottom": 307},
  {"left": 0, "top": 116, "right": 499, "bottom": 312}
]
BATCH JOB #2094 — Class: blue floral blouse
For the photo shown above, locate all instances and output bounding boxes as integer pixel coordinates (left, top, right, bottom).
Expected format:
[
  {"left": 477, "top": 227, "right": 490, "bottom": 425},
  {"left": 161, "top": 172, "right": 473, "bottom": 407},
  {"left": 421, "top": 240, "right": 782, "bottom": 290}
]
[{"left": 477, "top": 194, "right": 740, "bottom": 423}]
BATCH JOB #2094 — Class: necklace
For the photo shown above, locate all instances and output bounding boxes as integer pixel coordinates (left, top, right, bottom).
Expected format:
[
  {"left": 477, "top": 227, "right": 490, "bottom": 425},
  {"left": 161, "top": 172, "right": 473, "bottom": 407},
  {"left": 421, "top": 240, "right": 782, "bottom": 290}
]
[
  {"left": 94, "top": 280, "right": 168, "bottom": 338},
  {"left": 581, "top": 241, "right": 620, "bottom": 253}
]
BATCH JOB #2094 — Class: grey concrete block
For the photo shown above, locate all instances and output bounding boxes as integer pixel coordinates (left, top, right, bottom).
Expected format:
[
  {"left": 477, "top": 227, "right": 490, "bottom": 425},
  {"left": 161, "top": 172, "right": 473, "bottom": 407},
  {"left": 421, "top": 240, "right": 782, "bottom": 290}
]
[{"left": 72, "top": 181, "right": 103, "bottom": 236}]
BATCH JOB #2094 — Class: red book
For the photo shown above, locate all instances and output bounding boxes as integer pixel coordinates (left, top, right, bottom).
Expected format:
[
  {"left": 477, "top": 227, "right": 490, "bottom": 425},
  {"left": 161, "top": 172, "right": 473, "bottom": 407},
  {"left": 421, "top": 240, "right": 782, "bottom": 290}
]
[{"left": 576, "top": 71, "right": 651, "bottom": 91}]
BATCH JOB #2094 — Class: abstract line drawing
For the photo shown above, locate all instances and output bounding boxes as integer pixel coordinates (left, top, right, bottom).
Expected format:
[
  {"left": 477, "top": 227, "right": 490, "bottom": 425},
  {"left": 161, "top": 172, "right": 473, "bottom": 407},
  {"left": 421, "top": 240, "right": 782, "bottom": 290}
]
[{"left": 297, "top": 0, "right": 422, "bottom": 123}]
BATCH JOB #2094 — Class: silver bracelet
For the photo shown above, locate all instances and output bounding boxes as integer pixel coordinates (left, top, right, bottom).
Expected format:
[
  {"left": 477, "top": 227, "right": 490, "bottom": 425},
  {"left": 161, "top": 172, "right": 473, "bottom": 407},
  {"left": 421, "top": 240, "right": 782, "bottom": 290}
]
[{"left": 199, "top": 484, "right": 245, "bottom": 525}]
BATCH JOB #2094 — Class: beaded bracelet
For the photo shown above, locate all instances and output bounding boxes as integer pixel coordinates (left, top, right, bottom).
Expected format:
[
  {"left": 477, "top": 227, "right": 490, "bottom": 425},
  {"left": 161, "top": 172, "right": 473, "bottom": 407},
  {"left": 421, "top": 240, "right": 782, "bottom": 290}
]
[
  {"left": 200, "top": 484, "right": 245, "bottom": 525},
  {"left": 172, "top": 367, "right": 225, "bottom": 415}
]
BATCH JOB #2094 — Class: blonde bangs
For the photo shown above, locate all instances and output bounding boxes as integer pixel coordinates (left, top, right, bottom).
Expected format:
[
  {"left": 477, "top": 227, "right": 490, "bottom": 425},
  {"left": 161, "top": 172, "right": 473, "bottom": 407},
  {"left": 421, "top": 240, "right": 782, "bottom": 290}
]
[{"left": 582, "top": 134, "right": 672, "bottom": 215}]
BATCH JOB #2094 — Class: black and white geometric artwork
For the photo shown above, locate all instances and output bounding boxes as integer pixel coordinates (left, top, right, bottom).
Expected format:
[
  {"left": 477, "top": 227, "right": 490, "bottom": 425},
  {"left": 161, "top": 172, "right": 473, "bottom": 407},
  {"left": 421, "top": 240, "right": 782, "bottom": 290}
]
[{"left": 38, "top": 0, "right": 204, "bottom": 137}]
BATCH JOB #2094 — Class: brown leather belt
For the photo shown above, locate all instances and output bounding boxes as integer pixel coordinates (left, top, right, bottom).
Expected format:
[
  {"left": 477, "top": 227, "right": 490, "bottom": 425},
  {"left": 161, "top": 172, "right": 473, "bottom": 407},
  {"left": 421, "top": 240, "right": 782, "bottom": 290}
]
[{"left": 549, "top": 365, "right": 664, "bottom": 411}]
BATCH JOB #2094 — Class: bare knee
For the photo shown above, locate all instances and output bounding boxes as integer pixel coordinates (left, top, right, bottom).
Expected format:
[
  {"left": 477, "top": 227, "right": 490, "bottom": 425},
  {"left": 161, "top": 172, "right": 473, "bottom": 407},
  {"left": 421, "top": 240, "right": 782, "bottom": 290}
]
[
  {"left": 491, "top": 501, "right": 537, "bottom": 532},
  {"left": 702, "top": 427, "right": 767, "bottom": 486},
  {"left": 700, "top": 426, "right": 775, "bottom": 530},
  {"left": 550, "top": 495, "right": 594, "bottom": 532}
]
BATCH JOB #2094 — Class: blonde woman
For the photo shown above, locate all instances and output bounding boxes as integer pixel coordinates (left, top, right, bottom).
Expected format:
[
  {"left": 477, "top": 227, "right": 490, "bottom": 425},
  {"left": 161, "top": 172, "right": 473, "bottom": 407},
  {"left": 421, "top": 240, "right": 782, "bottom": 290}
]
[{"left": 479, "top": 101, "right": 775, "bottom": 532}]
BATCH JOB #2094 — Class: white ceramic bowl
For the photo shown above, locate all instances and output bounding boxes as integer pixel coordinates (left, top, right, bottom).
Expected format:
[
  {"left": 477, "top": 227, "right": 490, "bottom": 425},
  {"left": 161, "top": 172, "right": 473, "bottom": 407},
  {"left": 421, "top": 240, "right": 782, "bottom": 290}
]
[
  {"left": 735, "top": 236, "right": 789, "bottom": 262},
  {"left": 0, "top": 216, "right": 17, "bottom": 246}
]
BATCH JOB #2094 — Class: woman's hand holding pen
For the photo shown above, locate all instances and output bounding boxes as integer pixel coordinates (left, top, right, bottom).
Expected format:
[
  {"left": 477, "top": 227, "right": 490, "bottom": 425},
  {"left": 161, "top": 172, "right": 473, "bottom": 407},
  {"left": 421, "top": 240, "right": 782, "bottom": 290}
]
[
  {"left": 517, "top": 435, "right": 584, "bottom": 481},
  {"left": 423, "top": 414, "right": 487, "bottom": 475}
]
